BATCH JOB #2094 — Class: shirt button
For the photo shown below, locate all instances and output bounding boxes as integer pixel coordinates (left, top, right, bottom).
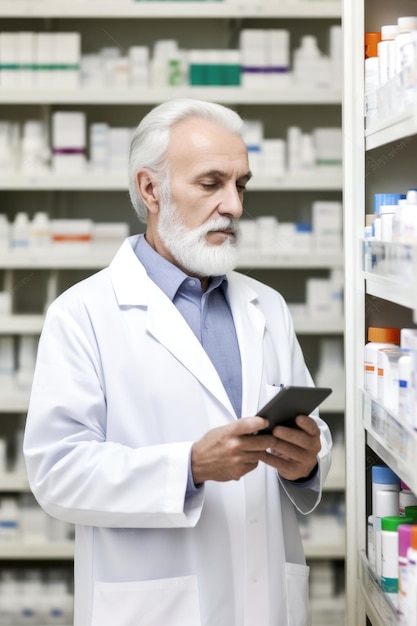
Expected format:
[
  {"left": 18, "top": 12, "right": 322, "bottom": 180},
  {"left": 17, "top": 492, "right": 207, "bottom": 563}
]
[{"left": 189, "top": 279, "right": 196, "bottom": 286}]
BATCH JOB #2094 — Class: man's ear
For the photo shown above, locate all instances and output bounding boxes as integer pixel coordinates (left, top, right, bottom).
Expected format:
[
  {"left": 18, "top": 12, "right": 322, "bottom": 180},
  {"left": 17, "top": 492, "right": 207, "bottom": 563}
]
[{"left": 135, "top": 169, "right": 161, "bottom": 215}]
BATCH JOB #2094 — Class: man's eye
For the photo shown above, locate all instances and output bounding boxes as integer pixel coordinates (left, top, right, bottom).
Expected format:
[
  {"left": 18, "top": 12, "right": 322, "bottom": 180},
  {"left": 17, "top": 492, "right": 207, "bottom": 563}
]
[
  {"left": 201, "top": 182, "right": 218, "bottom": 189},
  {"left": 237, "top": 184, "right": 246, "bottom": 193}
]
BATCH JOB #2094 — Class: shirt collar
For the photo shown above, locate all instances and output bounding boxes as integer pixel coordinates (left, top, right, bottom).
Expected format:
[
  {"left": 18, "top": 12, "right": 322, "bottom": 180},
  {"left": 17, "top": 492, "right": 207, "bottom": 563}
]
[{"left": 134, "top": 234, "right": 229, "bottom": 302}]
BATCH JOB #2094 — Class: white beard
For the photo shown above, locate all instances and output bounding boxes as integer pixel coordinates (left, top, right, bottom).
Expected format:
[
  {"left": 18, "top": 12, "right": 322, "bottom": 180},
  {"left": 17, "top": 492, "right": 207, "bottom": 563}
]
[{"left": 157, "top": 197, "right": 241, "bottom": 277}]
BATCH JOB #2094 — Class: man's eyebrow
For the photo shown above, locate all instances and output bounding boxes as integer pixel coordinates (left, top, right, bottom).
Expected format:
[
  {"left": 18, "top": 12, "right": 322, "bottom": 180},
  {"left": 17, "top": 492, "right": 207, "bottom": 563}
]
[{"left": 198, "top": 170, "right": 253, "bottom": 181}]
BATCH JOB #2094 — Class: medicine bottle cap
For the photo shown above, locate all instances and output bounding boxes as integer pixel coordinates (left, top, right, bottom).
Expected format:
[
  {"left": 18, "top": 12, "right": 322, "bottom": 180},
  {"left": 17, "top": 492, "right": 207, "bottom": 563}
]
[
  {"left": 368, "top": 327, "right": 400, "bottom": 343},
  {"left": 381, "top": 516, "right": 413, "bottom": 531},
  {"left": 380, "top": 25, "right": 400, "bottom": 40},
  {"left": 399, "top": 524, "right": 415, "bottom": 556},
  {"left": 397, "top": 16, "right": 417, "bottom": 33},
  {"left": 365, "top": 32, "right": 382, "bottom": 58},
  {"left": 405, "top": 505, "right": 417, "bottom": 521},
  {"left": 411, "top": 526, "right": 417, "bottom": 550},
  {"left": 374, "top": 193, "right": 404, "bottom": 216},
  {"left": 372, "top": 465, "right": 400, "bottom": 485}
]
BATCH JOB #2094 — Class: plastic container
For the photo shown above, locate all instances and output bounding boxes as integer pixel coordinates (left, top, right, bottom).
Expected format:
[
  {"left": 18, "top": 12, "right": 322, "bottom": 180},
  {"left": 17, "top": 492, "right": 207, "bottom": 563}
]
[
  {"left": 399, "top": 350, "right": 413, "bottom": 426},
  {"left": 377, "top": 347, "right": 403, "bottom": 411},
  {"left": 406, "top": 526, "right": 417, "bottom": 625},
  {"left": 400, "top": 482, "right": 417, "bottom": 515},
  {"left": 381, "top": 516, "right": 414, "bottom": 593},
  {"left": 375, "top": 489, "right": 400, "bottom": 578},
  {"left": 364, "top": 327, "right": 401, "bottom": 396},
  {"left": 398, "top": 523, "right": 416, "bottom": 620},
  {"left": 371, "top": 466, "right": 400, "bottom": 572}
]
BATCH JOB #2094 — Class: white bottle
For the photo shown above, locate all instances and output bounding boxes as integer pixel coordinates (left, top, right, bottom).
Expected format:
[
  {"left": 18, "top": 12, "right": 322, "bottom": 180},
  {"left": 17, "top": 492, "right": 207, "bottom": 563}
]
[
  {"left": 293, "top": 35, "right": 330, "bottom": 87},
  {"left": 29, "top": 212, "right": 51, "bottom": 249},
  {"left": 11, "top": 212, "right": 30, "bottom": 249},
  {"left": 371, "top": 465, "right": 400, "bottom": 572},
  {"left": 375, "top": 490, "right": 400, "bottom": 578},
  {"left": 0, "top": 571, "right": 19, "bottom": 626},
  {"left": 378, "top": 24, "right": 400, "bottom": 85},
  {"left": 0, "top": 498, "right": 19, "bottom": 542},
  {"left": 364, "top": 55, "right": 379, "bottom": 125},
  {"left": 407, "top": 527, "right": 417, "bottom": 626},
  {"left": 364, "top": 326, "right": 400, "bottom": 397},
  {"left": 396, "top": 16, "right": 417, "bottom": 74},
  {"left": 402, "top": 189, "right": 417, "bottom": 242},
  {"left": 0, "top": 215, "right": 9, "bottom": 252},
  {"left": 398, "top": 350, "right": 413, "bottom": 426}
]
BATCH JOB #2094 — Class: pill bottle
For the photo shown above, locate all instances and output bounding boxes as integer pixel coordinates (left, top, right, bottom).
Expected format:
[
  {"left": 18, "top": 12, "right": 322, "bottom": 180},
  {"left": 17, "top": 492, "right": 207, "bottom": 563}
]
[
  {"left": 381, "top": 515, "right": 413, "bottom": 593},
  {"left": 400, "top": 482, "right": 417, "bottom": 515},
  {"left": 364, "top": 326, "right": 400, "bottom": 396},
  {"left": 371, "top": 466, "right": 400, "bottom": 572},
  {"left": 406, "top": 526, "right": 417, "bottom": 625},
  {"left": 398, "top": 523, "right": 416, "bottom": 621},
  {"left": 367, "top": 514, "right": 375, "bottom": 566},
  {"left": 405, "top": 506, "right": 417, "bottom": 522},
  {"left": 398, "top": 350, "right": 414, "bottom": 426},
  {"left": 375, "top": 489, "right": 400, "bottom": 578},
  {"left": 376, "top": 347, "right": 403, "bottom": 411},
  {"left": 377, "top": 24, "right": 400, "bottom": 85}
]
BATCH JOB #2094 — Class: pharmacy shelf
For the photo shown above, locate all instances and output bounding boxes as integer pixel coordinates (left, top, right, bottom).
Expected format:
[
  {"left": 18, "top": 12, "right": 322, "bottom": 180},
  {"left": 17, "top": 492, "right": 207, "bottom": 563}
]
[
  {"left": 365, "top": 273, "right": 417, "bottom": 322},
  {"left": 0, "top": 87, "right": 342, "bottom": 106},
  {"left": 0, "top": 315, "right": 344, "bottom": 336},
  {"left": 320, "top": 393, "right": 345, "bottom": 413},
  {"left": 359, "top": 552, "right": 398, "bottom": 626},
  {"left": 292, "top": 317, "right": 344, "bottom": 334},
  {"left": 0, "top": 252, "right": 343, "bottom": 270},
  {"left": 322, "top": 472, "right": 345, "bottom": 492},
  {"left": 0, "top": 0, "right": 342, "bottom": 19},
  {"left": 365, "top": 100, "right": 417, "bottom": 151},
  {"left": 0, "top": 393, "right": 31, "bottom": 412},
  {"left": 0, "top": 250, "right": 115, "bottom": 269},
  {"left": 0, "top": 170, "right": 343, "bottom": 192},
  {"left": 239, "top": 253, "right": 343, "bottom": 269},
  {"left": 363, "top": 392, "right": 417, "bottom": 496},
  {"left": 0, "top": 473, "right": 29, "bottom": 491},
  {"left": 1, "top": 389, "right": 346, "bottom": 415},
  {"left": 0, "top": 314, "right": 45, "bottom": 334},
  {"left": 0, "top": 542, "right": 74, "bottom": 559},
  {"left": 303, "top": 541, "right": 345, "bottom": 559}
]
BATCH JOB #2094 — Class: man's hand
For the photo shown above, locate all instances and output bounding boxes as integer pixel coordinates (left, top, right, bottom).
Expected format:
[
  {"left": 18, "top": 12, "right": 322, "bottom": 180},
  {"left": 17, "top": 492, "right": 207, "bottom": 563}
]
[
  {"left": 191, "top": 414, "right": 321, "bottom": 484},
  {"left": 261, "top": 415, "right": 321, "bottom": 481},
  {"left": 191, "top": 417, "right": 277, "bottom": 484}
]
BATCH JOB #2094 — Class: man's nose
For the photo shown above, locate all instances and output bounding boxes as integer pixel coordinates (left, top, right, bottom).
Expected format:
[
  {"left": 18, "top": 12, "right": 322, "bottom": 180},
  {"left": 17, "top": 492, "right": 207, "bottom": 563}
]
[{"left": 218, "top": 185, "right": 243, "bottom": 218}]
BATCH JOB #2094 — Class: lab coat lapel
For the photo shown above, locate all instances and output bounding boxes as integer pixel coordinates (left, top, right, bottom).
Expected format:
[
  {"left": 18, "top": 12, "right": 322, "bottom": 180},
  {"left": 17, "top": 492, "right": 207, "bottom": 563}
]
[
  {"left": 110, "top": 237, "right": 235, "bottom": 416},
  {"left": 146, "top": 294, "right": 235, "bottom": 415},
  {"left": 228, "top": 273, "right": 266, "bottom": 418}
]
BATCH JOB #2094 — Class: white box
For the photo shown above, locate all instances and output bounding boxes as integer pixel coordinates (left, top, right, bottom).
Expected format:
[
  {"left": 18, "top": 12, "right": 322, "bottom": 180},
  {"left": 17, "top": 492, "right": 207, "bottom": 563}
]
[
  {"left": 35, "top": 33, "right": 54, "bottom": 88},
  {"left": 53, "top": 32, "right": 81, "bottom": 89},
  {"left": 17, "top": 32, "right": 36, "bottom": 88},
  {"left": 0, "top": 33, "right": 18, "bottom": 88}
]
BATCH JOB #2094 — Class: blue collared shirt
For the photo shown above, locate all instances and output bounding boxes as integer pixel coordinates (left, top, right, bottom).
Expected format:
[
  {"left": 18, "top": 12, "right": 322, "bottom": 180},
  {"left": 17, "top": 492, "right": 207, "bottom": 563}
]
[{"left": 134, "top": 235, "right": 242, "bottom": 417}]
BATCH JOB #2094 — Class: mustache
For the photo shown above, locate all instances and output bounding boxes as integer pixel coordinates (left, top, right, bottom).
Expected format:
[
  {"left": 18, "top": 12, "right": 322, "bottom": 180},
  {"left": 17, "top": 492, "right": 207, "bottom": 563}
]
[{"left": 198, "top": 217, "right": 240, "bottom": 236}]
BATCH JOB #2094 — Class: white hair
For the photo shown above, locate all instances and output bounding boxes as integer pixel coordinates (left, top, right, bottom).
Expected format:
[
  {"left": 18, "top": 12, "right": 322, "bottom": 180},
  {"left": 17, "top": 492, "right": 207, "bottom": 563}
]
[{"left": 128, "top": 99, "right": 245, "bottom": 224}]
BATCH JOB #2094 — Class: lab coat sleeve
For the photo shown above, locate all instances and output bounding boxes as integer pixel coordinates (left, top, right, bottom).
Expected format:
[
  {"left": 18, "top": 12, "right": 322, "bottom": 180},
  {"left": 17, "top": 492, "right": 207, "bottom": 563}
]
[
  {"left": 275, "top": 295, "right": 333, "bottom": 514},
  {"left": 278, "top": 430, "right": 332, "bottom": 515},
  {"left": 23, "top": 302, "right": 205, "bottom": 529}
]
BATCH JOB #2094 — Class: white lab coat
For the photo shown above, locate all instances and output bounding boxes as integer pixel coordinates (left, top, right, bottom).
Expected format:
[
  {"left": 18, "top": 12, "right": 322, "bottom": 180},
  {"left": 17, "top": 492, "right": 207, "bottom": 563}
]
[{"left": 24, "top": 235, "right": 332, "bottom": 626}]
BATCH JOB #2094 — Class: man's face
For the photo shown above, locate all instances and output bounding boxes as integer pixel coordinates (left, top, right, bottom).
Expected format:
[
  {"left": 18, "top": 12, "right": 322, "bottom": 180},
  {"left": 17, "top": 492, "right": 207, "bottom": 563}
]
[{"left": 153, "top": 117, "right": 251, "bottom": 277}]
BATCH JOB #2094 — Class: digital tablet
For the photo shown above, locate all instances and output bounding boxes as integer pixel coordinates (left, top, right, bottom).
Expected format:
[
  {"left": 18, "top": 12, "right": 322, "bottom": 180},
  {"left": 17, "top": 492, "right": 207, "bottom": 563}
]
[{"left": 258, "top": 385, "right": 332, "bottom": 434}]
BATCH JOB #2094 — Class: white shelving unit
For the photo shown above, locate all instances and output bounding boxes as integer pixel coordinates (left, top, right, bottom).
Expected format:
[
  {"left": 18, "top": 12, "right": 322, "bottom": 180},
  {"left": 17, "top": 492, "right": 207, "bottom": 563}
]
[
  {"left": 344, "top": 0, "right": 417, "bottom": 624},
  {"left": 0, "top": 3, "right": 344, "bottom": 624}
]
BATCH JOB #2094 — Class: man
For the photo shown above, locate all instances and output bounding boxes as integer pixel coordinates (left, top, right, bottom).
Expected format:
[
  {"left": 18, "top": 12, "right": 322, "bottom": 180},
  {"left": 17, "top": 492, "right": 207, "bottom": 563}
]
[{"left": 24, "top": 99, "right": 332, "bottom": 626}]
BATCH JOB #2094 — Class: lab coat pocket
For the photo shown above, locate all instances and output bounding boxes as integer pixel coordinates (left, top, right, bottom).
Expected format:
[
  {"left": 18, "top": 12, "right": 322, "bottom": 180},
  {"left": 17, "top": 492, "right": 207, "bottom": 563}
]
[
  {"left": 91, "top": 575, "right": 201, "bottom": 626},
  {"left": 285, "top": 562, "right": 311, "bottom": 626},
  {"left": 266, "top": 384, "right": 281, "bottom": 403}
]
